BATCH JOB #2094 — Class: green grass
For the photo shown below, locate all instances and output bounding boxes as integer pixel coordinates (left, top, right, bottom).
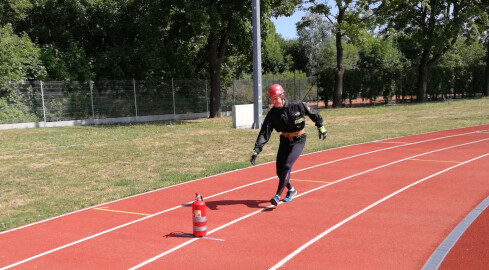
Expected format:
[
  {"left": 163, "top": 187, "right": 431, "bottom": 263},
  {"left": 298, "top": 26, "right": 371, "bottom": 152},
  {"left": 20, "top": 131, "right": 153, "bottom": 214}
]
[{"left": 1, "top": 98, "right": 488, "bottom": 231}]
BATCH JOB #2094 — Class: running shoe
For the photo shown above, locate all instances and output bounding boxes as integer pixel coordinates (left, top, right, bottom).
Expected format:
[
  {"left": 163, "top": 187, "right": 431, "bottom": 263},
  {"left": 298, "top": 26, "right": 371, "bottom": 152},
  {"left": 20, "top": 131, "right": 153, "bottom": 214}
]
[
  {"left": 283, "top": 189, "right": 298, "bottom": 202},
  {"left": 270, "top": 195, "right": 280, "bottom": 206}
]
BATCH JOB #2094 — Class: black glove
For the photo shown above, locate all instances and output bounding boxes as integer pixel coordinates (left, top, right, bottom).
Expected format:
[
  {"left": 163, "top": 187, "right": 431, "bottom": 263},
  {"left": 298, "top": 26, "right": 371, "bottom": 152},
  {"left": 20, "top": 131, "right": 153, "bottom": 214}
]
[
  {"left": 318, "top": 126, "right": 327, "bottom": 140},
  {"left": 250, "top": 151, "right": 258, "bottom": 165}
]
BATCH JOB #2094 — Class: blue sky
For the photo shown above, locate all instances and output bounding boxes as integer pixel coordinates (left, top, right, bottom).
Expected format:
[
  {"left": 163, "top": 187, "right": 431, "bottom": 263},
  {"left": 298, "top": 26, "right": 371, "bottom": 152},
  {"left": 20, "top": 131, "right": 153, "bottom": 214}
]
[{"left": 271, "top": 10, "right": 305, "bottom": 40}]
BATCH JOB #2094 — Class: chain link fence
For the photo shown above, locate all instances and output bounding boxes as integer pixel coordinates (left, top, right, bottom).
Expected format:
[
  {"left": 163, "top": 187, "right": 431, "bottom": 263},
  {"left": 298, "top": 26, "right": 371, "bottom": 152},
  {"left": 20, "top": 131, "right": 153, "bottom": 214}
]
[
  {"left": 0, "top": 77, "right": 319, "bottom": 125},
  {"left": 222, "top": 77, "right": 319, "bottom": 111}
]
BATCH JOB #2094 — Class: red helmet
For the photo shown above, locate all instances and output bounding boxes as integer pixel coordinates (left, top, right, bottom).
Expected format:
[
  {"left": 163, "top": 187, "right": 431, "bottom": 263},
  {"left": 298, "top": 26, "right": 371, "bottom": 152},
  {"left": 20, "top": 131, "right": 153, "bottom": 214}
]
[{"left": 268, "top": 84, "right": 285, "bottom": 98}]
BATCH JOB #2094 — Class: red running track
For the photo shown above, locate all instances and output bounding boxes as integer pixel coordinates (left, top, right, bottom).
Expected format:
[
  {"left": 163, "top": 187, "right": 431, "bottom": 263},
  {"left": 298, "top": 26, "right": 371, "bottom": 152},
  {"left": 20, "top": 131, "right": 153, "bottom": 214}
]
[{"left": 1, "top": 125, "right": 489, "bottom": 269}]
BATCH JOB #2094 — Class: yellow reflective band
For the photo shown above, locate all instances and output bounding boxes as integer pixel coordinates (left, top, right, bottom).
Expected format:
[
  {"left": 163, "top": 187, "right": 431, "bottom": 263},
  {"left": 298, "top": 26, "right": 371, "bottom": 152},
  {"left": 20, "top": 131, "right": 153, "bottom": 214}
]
[
  {"left": 294, "top": 117, "right": 305, "bottom": 124},
  {"left": 93, "top": 207, "right": 151, "bottom": 216}
]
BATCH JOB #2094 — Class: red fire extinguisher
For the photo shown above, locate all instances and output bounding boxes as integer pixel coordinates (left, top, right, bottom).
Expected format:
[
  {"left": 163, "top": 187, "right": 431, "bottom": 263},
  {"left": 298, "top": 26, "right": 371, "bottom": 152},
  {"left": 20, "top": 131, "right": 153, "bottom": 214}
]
[{"left": 192, "top": 193, "right": 207, "bottom": 237}]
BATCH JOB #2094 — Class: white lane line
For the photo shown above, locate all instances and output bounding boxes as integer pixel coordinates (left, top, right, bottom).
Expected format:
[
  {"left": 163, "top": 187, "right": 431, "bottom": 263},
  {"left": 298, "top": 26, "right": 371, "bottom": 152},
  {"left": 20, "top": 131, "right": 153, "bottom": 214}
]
[
  {"left": 374, "top": 141, "right": 410, "bottom": 144},
  {"left": 1, "top": 128, "right": 483, "bottom": 236},
  {"left": 129, "top": 138, "right": 489, "bottom": 270},
  {"left": 269, "top": 153, "right": 489, "bottom": 270},
  {"left": 1, "top": 131, "right": 486, "bottom": 269}
]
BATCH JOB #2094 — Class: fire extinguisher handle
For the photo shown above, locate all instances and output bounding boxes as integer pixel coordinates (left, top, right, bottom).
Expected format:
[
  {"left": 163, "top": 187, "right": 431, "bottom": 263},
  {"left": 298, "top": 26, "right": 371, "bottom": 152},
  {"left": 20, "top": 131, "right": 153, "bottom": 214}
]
[{"left": 195, "top": 193, "right": 204, "bottom": 201}]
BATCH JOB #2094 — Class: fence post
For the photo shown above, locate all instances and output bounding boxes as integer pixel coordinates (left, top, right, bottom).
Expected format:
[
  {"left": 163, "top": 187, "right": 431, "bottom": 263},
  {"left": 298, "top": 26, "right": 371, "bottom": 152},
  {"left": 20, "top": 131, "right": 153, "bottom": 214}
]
[
  {"left": 172, "top": 78, "right": 176, "bottom": 119},
  {"left": 316, "top": 77, "right": 319, "bottom": 107},
  {"left": 40, "top": 80, "right": 47, "bottom": 126},
  {"left": 133, "top": 79, "right": 138, "bottom": 119},
  {"left": 89, "top": 80, "right": 95, "bottom": 119},
  {"left": 298, "top": 79, "right": 301, "bottom": 100},
  {"left": 284, "top": 79, "right": 287, "bottom": 98},
  {"left": 233, "top": 78, "right": 235, "bottom": 105},
  {"left": 205, "top": 80, "right": 209, "bottom": 116},
  {"left": 294, "top": 71, "right": 296, "bottom": 99}
]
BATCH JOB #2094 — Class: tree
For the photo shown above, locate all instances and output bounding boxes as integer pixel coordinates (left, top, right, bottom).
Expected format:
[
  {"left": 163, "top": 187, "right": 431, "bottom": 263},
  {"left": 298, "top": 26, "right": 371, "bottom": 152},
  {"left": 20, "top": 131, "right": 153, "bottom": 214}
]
[
  {"left": 0, "top": 0, "right": 32, "bottom": 25},
  {"left": 0, "top": 23, "right": 45, "bottom": 124},
  {"left": 475, "top": 0, "right": 489, "bottom": 96},
  {"left": 378, "top": 0, "right": 484, "bottom": 102},
  {"left": 301, "top": 0, "right": 377, "bottom": 108},
  {"left": 180, "top": 0, "right": 300, "bottom": 118},
  {"left": 320, "top": 38, "right": 359, "bottom": 70},
  {"left": 0, "top": 24, "right": 45, "bottom": 97},
  {"left": 317, "top": 38, "right": 359, "bottom": 106},
  {"left": 297, "top": 12, "right": 332, "bottom": 76},
  {"left": 282, "top": 39, "right": 309, "bottom": 72},
  {"left": 179, "top": 0, "right": 252, "bottom": 117},
  {"left": 485, "top": 25, "right": 489, "bottom": 97},
  {"left": 7, "top": 0, "right": 305, "bottom": 117},
  {"left": 11, "top": 0, "right": 117, "bottom": 80},
  {"left": 133, "top": 0, "right": 208, "bottom": 80},
  {"left": 262, "top": 26, "right": 286, "bottom": 74},
  {"left": 11, "top": 0, "right": 206, "bottom": 81},
  {"left": 437, "top": 38, "right": 485, "bottom": 98},
  {"left": 357, "top": 34, "right": 406, "bottom": 102}
]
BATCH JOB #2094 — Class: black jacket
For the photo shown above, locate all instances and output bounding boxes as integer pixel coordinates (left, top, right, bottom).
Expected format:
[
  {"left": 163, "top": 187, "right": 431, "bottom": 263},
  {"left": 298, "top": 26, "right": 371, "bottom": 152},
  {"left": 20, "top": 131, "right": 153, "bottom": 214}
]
[{"left": 253, "top": 99, "right": 323, "bottom": 154}]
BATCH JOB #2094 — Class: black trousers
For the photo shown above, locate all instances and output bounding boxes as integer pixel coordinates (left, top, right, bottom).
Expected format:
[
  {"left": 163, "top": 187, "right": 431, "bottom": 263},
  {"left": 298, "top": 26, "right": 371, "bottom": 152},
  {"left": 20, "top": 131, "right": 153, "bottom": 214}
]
[{"left": 275, "top": 134, "right": 306, "bottom": 196}]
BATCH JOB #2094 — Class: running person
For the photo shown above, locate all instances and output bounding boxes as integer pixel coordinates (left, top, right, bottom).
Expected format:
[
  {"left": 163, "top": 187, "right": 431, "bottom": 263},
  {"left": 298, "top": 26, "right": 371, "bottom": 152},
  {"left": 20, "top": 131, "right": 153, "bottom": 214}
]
[{"left": 250, "top": 84, "right": 327, "bottom": 206}]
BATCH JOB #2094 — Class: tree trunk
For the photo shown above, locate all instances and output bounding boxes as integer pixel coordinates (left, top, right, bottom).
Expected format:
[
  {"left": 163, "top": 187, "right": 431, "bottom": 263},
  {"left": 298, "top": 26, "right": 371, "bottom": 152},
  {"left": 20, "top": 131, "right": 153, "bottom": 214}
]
[
  {"left": 485, "top": 41, "right": 489, "bottom": 97},
  {"left": 209, "top": 33, "right": 221, "bottom": 118},
  {"left": 333, "top": 31, "right": 344, "bottom": 108},
  {"left": 414, "top": 0, "right": 459, "bottom": 102},
  {"left": 208, "top": 25, "right": 231, "bottom": 118},
  {"left": 416, "top": 49, "right": 430, "bottom": 103}
]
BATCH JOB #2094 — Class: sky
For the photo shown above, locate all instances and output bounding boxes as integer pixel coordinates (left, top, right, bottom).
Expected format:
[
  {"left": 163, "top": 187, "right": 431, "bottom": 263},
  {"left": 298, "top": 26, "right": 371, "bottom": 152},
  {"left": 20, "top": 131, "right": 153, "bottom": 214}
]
[{"left": 271, "top": 10, "right": 306, "bottom": 40}]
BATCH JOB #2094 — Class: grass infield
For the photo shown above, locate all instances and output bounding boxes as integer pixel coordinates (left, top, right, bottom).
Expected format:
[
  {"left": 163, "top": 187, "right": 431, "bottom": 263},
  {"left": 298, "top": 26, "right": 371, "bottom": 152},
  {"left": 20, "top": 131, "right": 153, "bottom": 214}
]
[{"left": 1, "top": 98, "right": 488, "bottom": 231}]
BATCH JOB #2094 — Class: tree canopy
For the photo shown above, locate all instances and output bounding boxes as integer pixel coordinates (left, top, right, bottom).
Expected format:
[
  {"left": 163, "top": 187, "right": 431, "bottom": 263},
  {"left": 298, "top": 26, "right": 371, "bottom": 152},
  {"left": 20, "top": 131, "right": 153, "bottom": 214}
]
[
  {"left": 0, "top": 0, "right": 488, "bottom": 115},
  {"left": 300, "top": 0, "right": 378, "bottom": 107},
  {"left": 377, "top": 0, "right": 486, "bottom": 102},
  {"left": 0, "top": 24, "right": 45, "bottom": 93}
]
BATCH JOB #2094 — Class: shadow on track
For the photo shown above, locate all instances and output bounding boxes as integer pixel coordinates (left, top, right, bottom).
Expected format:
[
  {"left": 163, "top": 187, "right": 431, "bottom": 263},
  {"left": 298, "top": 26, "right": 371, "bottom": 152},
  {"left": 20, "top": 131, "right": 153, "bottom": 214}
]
[{"left": 204, "top": 199, "right": 271, "bottom": 210}]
